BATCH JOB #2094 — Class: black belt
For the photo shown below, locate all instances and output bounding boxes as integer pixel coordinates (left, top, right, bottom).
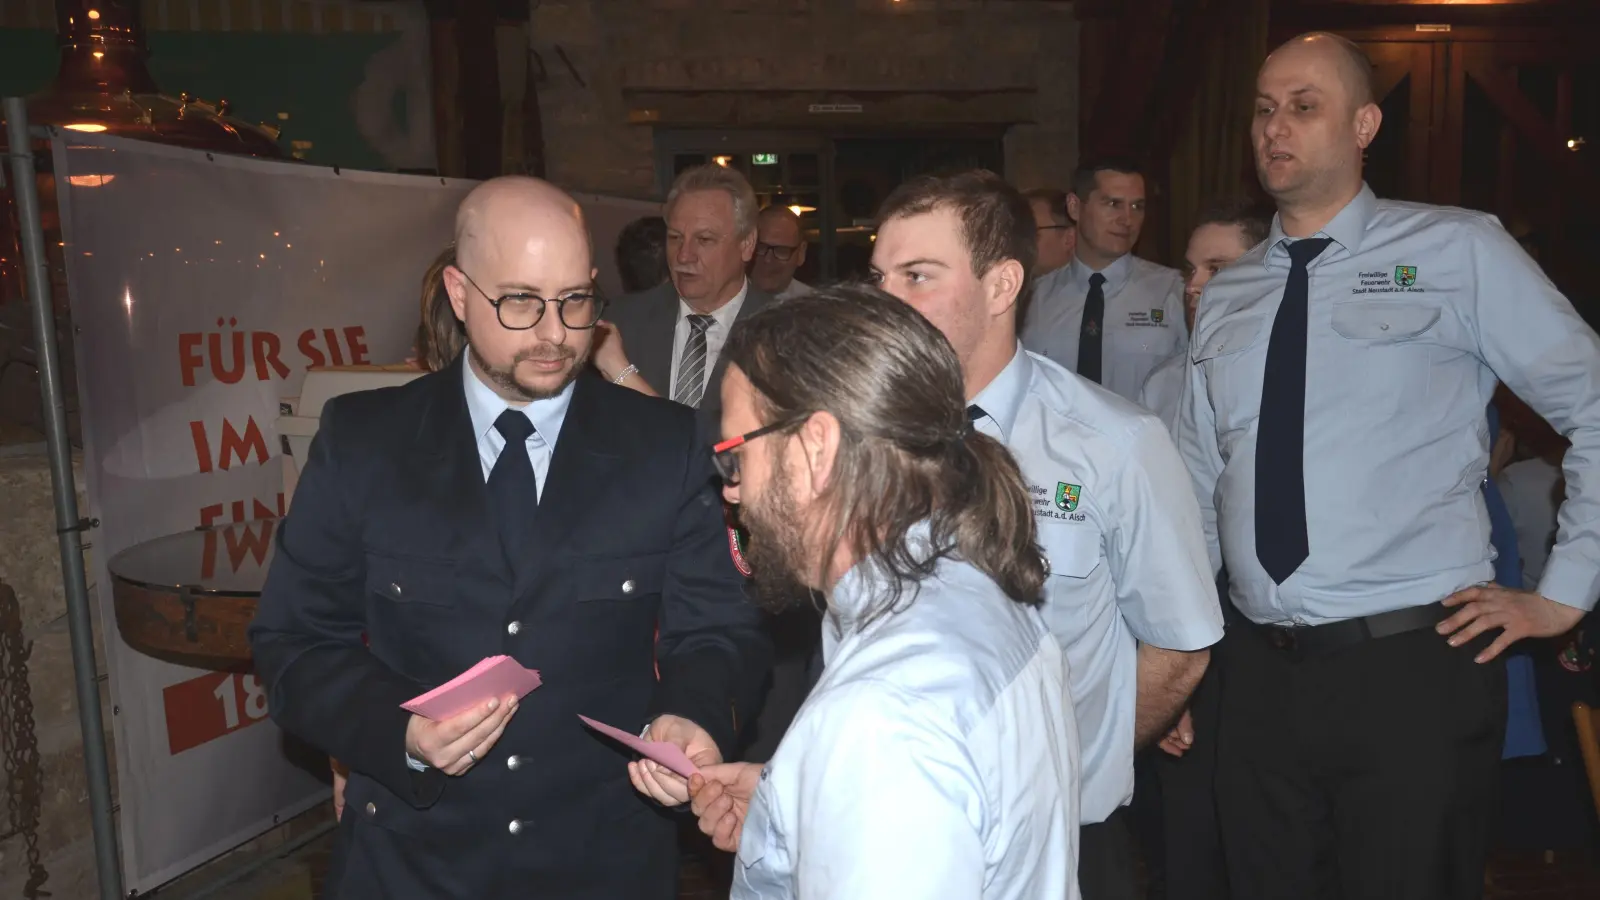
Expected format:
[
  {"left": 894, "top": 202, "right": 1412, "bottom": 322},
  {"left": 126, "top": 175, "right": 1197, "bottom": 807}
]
[{"left": 1247, "top": 602, "right": 1451, "bottom": 656}]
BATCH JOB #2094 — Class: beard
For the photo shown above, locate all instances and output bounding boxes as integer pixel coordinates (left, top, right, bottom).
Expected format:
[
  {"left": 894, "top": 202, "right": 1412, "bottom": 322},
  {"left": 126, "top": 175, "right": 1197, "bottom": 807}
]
[
  {"left": 469, "top": 339, "right": 588, "bottom": 401},
  {"left": 738, "top": 461, "right": 816, "bottom": 614}
]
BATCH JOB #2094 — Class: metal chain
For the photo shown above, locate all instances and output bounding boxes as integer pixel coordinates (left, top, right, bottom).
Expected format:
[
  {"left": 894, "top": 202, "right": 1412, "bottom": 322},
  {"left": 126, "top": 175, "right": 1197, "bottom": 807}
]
[{"left": 0, "top": 581, "right": 50, "bottom": 897}]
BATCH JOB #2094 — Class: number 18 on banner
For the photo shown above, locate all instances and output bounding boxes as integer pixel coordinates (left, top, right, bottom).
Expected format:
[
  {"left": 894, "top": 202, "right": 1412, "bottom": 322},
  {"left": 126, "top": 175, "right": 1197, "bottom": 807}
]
[{"left": 163, "top": 670, "right": 271, "bottom": 755}]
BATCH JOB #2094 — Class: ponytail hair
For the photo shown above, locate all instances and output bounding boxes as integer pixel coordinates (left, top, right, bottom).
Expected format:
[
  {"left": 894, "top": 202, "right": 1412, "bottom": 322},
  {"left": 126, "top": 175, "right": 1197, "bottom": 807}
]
[
  {"left": 943, "top": 431, "right": 1046, "bottom": 606},
  {"left": 722, "top": 283, "right": 1046, "bottom": 618},
  {"left": 415, "top": 245, "right": 465, "bottom": 372}
]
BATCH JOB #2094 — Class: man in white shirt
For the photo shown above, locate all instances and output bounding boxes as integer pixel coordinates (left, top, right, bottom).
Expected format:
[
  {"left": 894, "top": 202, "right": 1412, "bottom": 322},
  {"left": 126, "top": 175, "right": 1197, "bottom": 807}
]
[
  {"left": 1140, "top": 198, "right": 1271, "bottom": 432},
  {"left": 606, "top": 164, "right": 776, "bottom": 437},
  {"left": 636, "top": 284, "right": 1079, "bottom": 900},
  {"left": 870, "top": 170, "right": 1222, "bottom": 900},
  {"left": 1022, "top": 161, "right": 1187, "bottom": 403},
  {"left": 749, "top": 204, "right": 813, "bottom": 301}
]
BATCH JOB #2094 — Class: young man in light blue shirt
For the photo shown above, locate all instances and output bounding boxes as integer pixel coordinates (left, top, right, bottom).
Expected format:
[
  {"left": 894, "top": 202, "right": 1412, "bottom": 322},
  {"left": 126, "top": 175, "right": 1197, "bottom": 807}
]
[{"left": 871, "top": 170, "right": 1223, "bottom": 900}]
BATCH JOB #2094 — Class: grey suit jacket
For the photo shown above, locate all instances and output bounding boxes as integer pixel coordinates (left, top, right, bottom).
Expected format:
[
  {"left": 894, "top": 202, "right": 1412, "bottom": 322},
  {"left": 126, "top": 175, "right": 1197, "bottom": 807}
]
[{"left": 606, "top": 279, "right": 777, "bottom": 440}]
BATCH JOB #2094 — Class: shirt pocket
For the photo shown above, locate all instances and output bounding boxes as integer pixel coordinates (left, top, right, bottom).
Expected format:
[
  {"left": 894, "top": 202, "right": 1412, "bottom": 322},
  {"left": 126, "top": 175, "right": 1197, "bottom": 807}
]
[
  {"left": 1328, "top": 300, "right": 1441, "bottom": 405},
  {"left": 1193, "top": 314, "right": 1271, "bottom": 438},
  {"left": 1109, "top": 326, "right": 1172, "bottom": 395},
  {"left": 365, "top": 552, "right": 459, "bottom": 609},
  {"left": 559, "top": 554, "right": 668, "bottom": 679},
  {"left": 564, "top": 552, "right": 668, "bottom": 605},
  {"left": 1040, "top": 525, "right": 1102, "bottom": 581},
  {"left": 1330, "top": 300, "right": 1440, "bottom": 342}
]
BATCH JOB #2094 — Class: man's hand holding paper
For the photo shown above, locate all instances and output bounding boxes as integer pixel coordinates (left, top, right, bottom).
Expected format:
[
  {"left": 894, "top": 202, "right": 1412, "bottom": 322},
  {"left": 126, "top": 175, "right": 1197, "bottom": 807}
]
[
  {"left": 627, "top": 714, "right": 724, "bottom": 805},
  {"left": 405, "top": 694, "right": 519, "bottom": 775}
]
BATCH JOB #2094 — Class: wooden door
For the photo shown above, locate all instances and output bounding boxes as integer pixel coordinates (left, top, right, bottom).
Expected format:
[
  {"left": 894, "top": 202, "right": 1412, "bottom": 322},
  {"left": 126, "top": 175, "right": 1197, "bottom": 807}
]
[{"left": 1316, "top": 25, "right": 1599, "bottom": 306}]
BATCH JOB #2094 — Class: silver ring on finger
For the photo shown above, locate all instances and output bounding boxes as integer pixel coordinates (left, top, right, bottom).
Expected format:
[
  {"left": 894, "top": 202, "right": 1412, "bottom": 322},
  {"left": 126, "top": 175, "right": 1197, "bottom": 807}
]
[{"left": 466, "top": 749, "right": 478, "bottom": 764}]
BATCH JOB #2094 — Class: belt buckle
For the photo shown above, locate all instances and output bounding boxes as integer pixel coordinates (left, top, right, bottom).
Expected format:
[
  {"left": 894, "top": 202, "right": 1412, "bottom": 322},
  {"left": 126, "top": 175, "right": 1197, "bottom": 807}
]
[{"left": 1267, "top": 626, "right": 1298, "bottom": 652}]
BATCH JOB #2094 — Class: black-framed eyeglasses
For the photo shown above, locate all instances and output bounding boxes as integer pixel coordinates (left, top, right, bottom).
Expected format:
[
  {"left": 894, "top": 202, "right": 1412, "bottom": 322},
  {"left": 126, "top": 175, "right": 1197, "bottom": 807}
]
[
  {"left": 755, "top": 242, "right": 801, "bottom": 262},
  {"left": 711, "top": 415, "right": 810, "bottom": 485},
  {"left": 1036, "top": 225, "right": 1073, "bottom": 232},
  {"left": 455, "top": 267, "right": 607, "bottom": 331}
]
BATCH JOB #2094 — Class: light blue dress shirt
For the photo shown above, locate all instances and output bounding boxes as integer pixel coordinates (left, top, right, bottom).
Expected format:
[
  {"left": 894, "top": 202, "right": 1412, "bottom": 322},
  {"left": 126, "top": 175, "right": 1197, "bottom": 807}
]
[
  {"left": 1139, "top": 349, "right": 1189, "bottom": 435},
  {"left": 971, "top": 347, "right": 1222, "bottom": 823},
  {"left": 1497, "top": 456, "right": 1564, "bottom": 586},
  {"left": 733, "top": 531, "right": 1080, "bottom": 900},
  {"left": 1176, "top": 184, "right": 1600, "bottom": 625},
  {"left": 1022, "top": 254, "right": 1188, "bottom": 403},
  {"left": 461, "top": 358, "right": 573, "bottom": 490}
]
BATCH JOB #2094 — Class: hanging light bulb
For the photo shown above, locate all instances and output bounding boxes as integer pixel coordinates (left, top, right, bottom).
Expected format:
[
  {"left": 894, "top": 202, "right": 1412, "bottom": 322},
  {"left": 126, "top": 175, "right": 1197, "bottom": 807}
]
[{"left": 16, "top": 0, "right": 282, "bottom": 157}]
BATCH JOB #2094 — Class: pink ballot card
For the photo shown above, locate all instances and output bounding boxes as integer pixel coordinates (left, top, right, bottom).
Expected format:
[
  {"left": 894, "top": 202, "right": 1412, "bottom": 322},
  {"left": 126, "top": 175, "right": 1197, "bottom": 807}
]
[
  {"left": 401, "top": 655, "right": 541, "bottom": 721},
  {"left": 579, "top": 715, "right": 701, "bottom": 778}
]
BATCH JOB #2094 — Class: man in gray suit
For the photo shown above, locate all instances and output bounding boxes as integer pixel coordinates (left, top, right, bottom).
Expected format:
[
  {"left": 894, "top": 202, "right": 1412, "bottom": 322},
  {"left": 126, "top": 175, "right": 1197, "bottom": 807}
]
[
  {"left": 605, "top": 164, "right": 776, "bottom": 437},
  {"left": 606, "top": 164, "right": 794, "bottom": 762}
]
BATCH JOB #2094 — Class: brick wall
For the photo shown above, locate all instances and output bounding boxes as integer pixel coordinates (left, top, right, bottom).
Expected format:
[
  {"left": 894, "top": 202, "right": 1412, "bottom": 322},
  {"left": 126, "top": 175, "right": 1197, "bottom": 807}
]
[{"left": 528, "top": 0, "right": 1081, "bottom": 199}]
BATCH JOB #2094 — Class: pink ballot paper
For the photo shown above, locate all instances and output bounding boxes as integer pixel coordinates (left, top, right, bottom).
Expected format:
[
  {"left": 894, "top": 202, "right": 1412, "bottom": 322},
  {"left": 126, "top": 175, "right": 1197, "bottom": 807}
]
[
  {"left": 401, "top": 656, "right": 541, "bottom": 721},
  {"left": 579, "top": 715, "right": 700, "bottom": 778}
]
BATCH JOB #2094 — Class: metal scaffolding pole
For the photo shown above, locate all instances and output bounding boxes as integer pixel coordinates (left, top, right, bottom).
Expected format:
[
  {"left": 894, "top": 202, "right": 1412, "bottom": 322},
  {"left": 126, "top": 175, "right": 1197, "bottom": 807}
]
[{"left": 3, "top": 96, "right": 125, "bottom": 900}]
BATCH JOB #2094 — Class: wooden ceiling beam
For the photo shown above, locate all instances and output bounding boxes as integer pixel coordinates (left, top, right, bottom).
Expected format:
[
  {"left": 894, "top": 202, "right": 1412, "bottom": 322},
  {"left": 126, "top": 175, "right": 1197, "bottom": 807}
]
[
  {"left": 1271, "top": 0, "right": 1600, "bottom": 30},
  {"left": 1460, "top": 50, "right": 1600, "bottom": 208}
]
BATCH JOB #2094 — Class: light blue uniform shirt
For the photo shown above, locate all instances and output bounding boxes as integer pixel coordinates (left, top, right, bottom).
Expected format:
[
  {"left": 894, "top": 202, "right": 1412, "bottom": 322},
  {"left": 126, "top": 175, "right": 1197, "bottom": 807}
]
[
  {"left": 1139, "top": 349, "right": 1189, "bottom": 435},
  {"left": 1497, "top": 456, "right": 1564, "bottom": 587},
  {"left": 1176, "top": 184, "right": 1600, "bottom": 625},
  {"left": 733, "top": 531, "right": 1080, "bottom": 900},
  {"left": 971, "top": 347, "right": 1222, "bottom": 823},
  {"left": 1022, "top": 254, "right": 1188, "bottom": 403}
]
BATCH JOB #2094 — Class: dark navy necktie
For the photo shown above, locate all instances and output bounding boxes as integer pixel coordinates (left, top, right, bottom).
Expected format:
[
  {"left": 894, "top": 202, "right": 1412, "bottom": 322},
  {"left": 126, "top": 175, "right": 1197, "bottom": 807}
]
[
  {"left": 487, "top": 409, "right": 539, "bottom": 567},
  {"left": 1255, "top": 237, "right": 1334, "bottom": 584},
  {"left": 1077, "top": 272, "right": 1107, "bottom": 384}
]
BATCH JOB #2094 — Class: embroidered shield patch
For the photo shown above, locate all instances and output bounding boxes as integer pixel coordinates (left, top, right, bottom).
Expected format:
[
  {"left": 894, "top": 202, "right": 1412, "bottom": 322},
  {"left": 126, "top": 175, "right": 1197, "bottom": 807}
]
[{"left": 1055, "top": 482, "right": 1081, "bottom": 512}]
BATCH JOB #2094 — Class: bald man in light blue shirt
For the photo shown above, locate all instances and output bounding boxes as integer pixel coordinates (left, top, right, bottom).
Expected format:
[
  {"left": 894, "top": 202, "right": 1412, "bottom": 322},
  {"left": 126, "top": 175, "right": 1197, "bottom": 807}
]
[{"left": 1176, "top": 32, "right": 1598, "bottom": 899}]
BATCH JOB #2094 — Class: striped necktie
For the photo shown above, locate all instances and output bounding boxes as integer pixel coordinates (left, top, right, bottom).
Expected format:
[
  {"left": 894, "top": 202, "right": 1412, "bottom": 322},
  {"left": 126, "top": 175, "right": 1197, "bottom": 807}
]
[{"left": 672, "top": 314, "right": 716, "bottom": 408}]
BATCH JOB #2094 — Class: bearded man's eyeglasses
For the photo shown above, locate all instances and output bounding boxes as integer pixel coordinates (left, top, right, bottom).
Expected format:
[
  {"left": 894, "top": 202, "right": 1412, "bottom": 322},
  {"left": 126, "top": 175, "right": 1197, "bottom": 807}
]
[
  {"left": 712, "top": 415, "right": 811, "bottom": 485},
  {"left": 455, "top": 267, "right": 607, "bottom": 331}
]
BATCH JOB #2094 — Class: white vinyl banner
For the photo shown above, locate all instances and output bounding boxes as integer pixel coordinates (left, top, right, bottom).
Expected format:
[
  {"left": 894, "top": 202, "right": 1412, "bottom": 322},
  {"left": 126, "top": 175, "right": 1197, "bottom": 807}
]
[{"left": 55, "top": 132, "right": 476, "bottom": 891}]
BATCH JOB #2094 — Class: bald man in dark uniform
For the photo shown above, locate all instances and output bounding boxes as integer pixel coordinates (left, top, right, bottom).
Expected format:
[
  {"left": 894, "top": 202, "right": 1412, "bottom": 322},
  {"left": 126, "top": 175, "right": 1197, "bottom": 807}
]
[{"left": 250, "top": 176, "right": 770, "bottom": 900}]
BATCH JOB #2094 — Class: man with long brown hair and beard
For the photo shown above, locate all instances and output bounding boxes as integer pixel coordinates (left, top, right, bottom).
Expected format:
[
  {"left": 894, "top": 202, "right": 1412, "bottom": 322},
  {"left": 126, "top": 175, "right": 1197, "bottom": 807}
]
[{"left": 631, "top": 285, "right": 1081, "bottom": 899}]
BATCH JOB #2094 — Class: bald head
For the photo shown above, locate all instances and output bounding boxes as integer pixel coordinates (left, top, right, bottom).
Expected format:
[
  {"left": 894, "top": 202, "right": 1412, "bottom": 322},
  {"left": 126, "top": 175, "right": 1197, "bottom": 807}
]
[
  {"left": 1267, "top": 32, "right": 1375, "bottom": 111},
  {"left": 445, "top": 176, "right": 599, "bottom": 404},
  {"left": 758, "top": 204, "right": 802, "bottom": 232},
  {"left": 454, "top": 176, "right": 591, "bottom": 275},
  {"left": 1253, "top": 31, "right": 1383, "bottom": 233}
]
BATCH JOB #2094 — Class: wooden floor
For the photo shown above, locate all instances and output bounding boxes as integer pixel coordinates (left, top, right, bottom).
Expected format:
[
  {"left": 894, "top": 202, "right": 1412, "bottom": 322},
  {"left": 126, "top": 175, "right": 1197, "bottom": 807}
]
[
  {"left": 166, "top": 835, "right": 1600, "bottom": 900},
  {"left": 152, "top": 808, "right": 1600, "bottom": 900}
]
